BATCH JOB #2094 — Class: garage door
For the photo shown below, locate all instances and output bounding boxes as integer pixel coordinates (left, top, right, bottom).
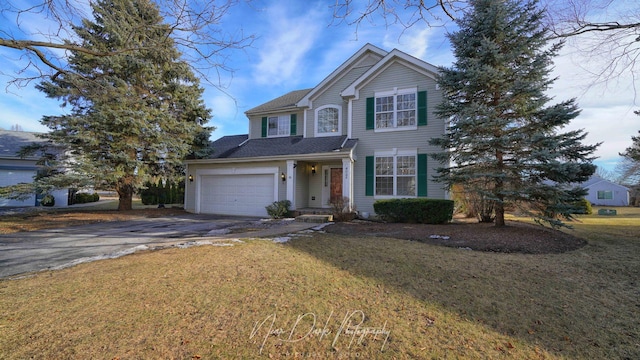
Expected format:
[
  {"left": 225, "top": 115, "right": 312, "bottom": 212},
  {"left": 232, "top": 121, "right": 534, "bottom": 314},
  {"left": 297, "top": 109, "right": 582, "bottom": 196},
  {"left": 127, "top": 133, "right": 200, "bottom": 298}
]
[{"left": 199, "top": 174, "right": 275, "bottom": 216}]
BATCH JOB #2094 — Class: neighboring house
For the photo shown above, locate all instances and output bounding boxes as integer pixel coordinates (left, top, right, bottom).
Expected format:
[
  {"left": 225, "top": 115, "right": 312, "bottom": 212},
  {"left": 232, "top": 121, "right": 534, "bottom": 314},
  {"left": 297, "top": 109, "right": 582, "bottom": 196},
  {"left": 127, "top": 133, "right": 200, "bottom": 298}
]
[
  {"left": 581, "top": 174, "right": 630, "bottom": 206},
  {"left": 0, "top": 130, "right": 68, "bottom": 207},
  {"left": 184, "top": 44, "right": 447, "bottom": 217}
]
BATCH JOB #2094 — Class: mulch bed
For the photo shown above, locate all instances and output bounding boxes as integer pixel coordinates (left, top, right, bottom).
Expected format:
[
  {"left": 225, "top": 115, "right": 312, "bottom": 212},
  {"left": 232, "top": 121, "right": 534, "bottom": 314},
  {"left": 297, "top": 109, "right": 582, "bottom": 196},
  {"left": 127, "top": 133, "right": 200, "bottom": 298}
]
[{"left": 323, "top": 219, "right": 587, "bottom": 254}]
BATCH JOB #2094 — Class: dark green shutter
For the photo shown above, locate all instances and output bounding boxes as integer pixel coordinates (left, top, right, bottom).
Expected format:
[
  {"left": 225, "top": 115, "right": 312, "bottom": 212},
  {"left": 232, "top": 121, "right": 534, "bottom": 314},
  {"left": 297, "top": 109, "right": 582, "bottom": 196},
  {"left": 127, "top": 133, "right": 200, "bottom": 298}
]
[
  {"left": 290, "top": 114, "right": 297, "bottom": 135},
  {"left": 261, "top": 117, "right": 267, "bottom": 138},
  {"left": 417, "top": 154, "right": 427, "bottom": 197},
  {"left": 365, "top": 156, "right": 374, "bottom": 196},
  {"left": 417, "top": 91, "right": 427, "bottom": 126},
  {"left": 366, "top": 97, "right": 375, "bottom": 130}
]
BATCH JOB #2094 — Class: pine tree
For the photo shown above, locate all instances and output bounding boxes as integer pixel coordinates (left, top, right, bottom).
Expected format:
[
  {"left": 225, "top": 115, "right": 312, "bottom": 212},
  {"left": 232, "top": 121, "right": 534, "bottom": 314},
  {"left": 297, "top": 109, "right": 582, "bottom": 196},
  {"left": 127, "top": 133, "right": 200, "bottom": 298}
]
[
  {"left": 430, "top": 0, "right": 599, "bottom": 227},
  {"left": 37, "top": 0, "right": 211, "bottom": 211},
  {"left": 618, "top": 110, "right": 640, "bottom": 186}
]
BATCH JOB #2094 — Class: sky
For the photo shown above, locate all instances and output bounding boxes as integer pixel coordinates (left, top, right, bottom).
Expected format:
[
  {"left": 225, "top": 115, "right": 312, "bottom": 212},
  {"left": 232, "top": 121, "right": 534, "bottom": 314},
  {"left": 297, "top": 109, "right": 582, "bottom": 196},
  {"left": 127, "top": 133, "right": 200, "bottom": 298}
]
[{"left": 0, "top": 0, "right": 637, "bottom": 173}]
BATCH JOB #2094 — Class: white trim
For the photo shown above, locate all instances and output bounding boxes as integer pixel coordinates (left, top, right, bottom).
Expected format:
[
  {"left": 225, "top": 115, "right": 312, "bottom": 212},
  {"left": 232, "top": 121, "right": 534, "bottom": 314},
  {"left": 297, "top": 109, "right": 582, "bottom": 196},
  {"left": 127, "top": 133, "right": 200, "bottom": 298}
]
[
  {"left": 342, "top": 158, "right": 354, "bottom": 210},
  {"left": 194, "top": 166, "right": 278, "bottom": 214},
  {"left": 347, "top": 98, "right": 353, "bottom": 138},
  {"left": 314, "top": 104, "right": 343, "bottom": 137},
  {"left": 303, "top": 108, "right": 308, "bottom": 138},
  {"left": 286, "top": 160, "right": 296, "bottom": 209}
]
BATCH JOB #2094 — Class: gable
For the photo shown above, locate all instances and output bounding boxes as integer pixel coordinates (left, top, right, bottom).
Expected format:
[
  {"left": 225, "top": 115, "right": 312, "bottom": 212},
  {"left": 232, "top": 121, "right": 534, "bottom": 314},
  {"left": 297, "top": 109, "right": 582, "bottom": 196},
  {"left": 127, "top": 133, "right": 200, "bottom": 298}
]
[
  {"left": 341, "top": 49, "right": 440, "bottom": 99},
  {"left": 297, "top": 43, "right": 387, "bottom": 108}
]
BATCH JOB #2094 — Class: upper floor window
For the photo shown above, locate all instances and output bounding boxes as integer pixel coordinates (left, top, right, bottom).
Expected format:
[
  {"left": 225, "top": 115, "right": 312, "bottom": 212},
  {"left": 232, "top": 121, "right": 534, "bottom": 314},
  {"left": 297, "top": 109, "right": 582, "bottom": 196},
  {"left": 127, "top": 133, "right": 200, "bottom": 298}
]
[
  {"left": 375, "top": 88, "right": 416, "bottom": 130},
  {"left": 261, "top": 114, "right": 297, "bottom": 138},
  {"left": 315, "top": 105, "right": 341, "bottom": 136},
  {"left": 366, "top": 88, "right": 427, "bottom": 132},
  {"left": 268, "top": 115, "right": 290, "bottom": 137}
]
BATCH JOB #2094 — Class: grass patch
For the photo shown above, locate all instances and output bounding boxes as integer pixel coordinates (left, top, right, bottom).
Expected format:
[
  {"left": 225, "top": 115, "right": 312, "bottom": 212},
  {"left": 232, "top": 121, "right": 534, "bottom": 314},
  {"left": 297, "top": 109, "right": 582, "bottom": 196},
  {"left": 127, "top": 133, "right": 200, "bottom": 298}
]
[
  {"left": 0, "top": 199, "right": 185, "bottom": 234},
  {"left": 0, "top": 207, "right": 638, "bottom": 358}
]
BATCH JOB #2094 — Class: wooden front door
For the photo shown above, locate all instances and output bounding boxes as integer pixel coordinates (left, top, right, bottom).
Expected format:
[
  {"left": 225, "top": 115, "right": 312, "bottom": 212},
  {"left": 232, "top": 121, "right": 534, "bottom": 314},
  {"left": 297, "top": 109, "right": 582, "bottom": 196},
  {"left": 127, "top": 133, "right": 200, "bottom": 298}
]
[{"left": 330, "top": 168, "right": 343, "bottom": 203}]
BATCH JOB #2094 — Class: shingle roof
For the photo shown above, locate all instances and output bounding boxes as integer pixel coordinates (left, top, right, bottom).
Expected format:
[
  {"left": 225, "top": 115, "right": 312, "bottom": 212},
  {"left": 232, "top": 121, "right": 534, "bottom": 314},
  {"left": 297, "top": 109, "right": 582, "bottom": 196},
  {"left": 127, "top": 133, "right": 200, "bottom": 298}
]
[
  {"left": 245, "top": 89, "right": 313, "bottom": 115},
  {"left": 208, "top": 135, "right": 357, "bottom": 159},
  {"left": 0, "top": 130, "right": 47, "bottom": 159}
]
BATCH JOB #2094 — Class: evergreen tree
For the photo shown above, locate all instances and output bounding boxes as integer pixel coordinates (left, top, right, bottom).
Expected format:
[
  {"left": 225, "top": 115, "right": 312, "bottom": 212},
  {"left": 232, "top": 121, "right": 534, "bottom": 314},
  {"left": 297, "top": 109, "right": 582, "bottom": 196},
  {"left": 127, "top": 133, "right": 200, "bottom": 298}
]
[
  {"left": 618, "top": 110, "right": 640, "bottom": 186},
  {"left": 36, "top": 0, "right": 211, "bottom": 211},
  {"left": 430, "top": 0, "right": 598, "bottom": 227}
]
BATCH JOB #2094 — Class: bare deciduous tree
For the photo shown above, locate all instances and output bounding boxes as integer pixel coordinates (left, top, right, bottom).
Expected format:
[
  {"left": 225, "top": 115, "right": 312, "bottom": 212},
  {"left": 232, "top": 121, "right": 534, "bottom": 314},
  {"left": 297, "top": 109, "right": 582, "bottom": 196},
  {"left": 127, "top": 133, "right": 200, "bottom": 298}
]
[
  {"left": 332, "top": 0, "right": 640, "bottom": 92},
  {"left": 0, "top": 0, "right": 254, "bottom": 89}
]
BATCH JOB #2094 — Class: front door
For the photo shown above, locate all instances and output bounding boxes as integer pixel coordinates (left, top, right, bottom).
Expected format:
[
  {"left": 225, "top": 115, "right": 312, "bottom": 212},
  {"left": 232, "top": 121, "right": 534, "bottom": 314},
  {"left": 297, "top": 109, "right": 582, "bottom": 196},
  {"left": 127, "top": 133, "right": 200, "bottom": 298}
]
[{"left": 330, "top": 168, "right": 343, "bottom": 203}]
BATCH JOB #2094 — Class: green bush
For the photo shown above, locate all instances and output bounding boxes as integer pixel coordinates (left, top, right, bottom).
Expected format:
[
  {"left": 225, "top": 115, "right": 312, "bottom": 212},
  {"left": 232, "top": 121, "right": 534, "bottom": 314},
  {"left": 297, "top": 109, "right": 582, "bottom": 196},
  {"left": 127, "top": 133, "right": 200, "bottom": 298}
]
[
  {"left": 265, "top": 200, "right": 291, "bottom": 219},
  {"left": 373, "top": 198, "right": 454, "bottom": 224},
  {"left": 573, "top": 198, "right": 593, "bottom": 215},
  {"left": 75, "top": 192, "right": 100, "bottom": 204},
  {"left": 41, "top": 194, "right": 55, "bottom": 207}
]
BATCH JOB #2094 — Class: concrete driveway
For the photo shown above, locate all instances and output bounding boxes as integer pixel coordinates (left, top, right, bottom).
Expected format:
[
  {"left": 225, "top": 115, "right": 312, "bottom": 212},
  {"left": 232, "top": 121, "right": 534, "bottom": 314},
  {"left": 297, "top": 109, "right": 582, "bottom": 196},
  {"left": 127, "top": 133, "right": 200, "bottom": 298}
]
[{"left": 0, "top": 214, "right": 314, "bottom": 279}]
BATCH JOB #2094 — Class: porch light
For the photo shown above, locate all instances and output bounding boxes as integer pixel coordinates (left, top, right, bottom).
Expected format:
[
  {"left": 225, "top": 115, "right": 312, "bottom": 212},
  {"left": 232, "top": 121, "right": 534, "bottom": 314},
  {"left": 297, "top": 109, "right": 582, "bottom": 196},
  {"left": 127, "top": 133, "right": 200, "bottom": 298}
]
[
  {"left": 188, "top": 174, "right": 194, "bottom": 182},
  {"left": 281, "top": 172, "right": 286, "bottom": 182},
  {"left": 311, "top": 165, "right": 316, "bottom": 175}
]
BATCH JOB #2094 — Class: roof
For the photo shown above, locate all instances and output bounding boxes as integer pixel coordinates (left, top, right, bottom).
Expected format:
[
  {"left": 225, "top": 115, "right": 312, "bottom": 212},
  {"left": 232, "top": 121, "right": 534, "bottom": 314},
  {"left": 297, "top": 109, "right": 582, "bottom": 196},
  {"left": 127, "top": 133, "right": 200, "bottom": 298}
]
[
  {"left": 207, "top": 135, "right": 357, "bottom": 159},
  {"left": 581, "top": 175, "right": 630, "bottom": 191},
  {"left": 0, "top": 130, "right": 48, "bottom": 159},
  {"left": 245, "top": 89, "right": 313, "bottom": 115}
]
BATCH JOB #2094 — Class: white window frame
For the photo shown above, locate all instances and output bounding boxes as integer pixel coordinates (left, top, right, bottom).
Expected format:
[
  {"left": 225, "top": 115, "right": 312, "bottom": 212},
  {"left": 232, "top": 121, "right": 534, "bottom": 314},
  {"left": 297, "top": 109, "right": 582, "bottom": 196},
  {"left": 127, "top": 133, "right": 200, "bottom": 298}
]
[
  {"left": 597, "top": 190, "right": 613, "bottom": 200},
  {"left": 374, "top": 87, "right": 418, "bottom": 133},
  {"left": 267, "top": 115, "right": 290, "bottom": 137},
  {"left": 374, "top": 149, "right": 417, "bottom": 198},
  {"left": 314, "top": 105, "right": 342, "bottom": 137}
]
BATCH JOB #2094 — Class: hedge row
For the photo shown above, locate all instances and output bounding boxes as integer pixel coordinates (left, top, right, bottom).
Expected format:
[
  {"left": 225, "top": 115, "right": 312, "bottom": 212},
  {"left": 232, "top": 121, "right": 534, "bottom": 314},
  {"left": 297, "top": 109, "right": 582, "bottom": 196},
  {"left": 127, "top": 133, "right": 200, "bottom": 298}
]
[
  {"left": 373, "top": 198, "right": 454, "bottom": 224},
  {"left": 75, "top": 192, "right": 100, "bottom": 204}
]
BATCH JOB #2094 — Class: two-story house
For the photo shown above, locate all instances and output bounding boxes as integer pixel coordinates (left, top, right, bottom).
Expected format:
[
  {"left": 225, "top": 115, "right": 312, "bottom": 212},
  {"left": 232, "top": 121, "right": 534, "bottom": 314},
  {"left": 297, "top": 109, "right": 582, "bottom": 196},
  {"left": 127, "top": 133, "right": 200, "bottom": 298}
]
[{"left": 184, "top": 43, "right": 447, "bottom": 217}]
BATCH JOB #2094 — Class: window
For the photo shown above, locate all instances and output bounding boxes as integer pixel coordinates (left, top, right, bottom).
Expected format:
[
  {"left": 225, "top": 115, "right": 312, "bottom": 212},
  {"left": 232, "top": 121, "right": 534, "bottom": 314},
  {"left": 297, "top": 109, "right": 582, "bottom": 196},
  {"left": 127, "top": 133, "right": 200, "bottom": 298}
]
[
  {"left": 366, "top": 89, "right": 427, "bottom": 131},
  {"left": 375, "top": 89, "right": 416, "bottom": 130},
  {"left": 374, "top": 153, "right": 416, "bottom": 196},
  {"left": 597, "top": 190, "right": 613, "bottom": 200},
  {"left": 315, "top": 105, "right": 341, "bottom": 136},
  {"left": 268, "top": 115, "right": 290, "bottom": 137}
]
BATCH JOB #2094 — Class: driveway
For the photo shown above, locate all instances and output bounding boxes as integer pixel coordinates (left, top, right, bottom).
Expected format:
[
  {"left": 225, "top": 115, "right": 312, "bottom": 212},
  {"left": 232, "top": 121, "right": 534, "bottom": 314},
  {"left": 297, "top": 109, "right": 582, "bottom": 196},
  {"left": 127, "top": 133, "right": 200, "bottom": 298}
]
[{"left": 0, "top": 214, "right": 314, "bottom": 279}]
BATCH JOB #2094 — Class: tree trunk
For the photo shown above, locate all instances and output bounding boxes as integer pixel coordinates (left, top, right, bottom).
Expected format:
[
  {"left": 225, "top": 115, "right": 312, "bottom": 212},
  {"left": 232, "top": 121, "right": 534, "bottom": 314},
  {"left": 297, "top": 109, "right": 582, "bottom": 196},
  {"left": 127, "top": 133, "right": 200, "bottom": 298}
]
[
  {"left": 495, "top": 201, "right": 505, "bottom": 227},
  {"left": 116, "top": 177, "right": 134, "bottom": 211}
]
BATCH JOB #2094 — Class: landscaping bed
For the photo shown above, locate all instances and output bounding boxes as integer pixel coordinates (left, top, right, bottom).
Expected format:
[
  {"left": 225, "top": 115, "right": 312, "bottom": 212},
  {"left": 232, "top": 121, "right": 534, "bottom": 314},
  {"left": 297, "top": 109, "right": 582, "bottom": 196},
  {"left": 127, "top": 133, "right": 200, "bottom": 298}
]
[{"left": 324, "top": 219, "right": 587, "bottom": 254}]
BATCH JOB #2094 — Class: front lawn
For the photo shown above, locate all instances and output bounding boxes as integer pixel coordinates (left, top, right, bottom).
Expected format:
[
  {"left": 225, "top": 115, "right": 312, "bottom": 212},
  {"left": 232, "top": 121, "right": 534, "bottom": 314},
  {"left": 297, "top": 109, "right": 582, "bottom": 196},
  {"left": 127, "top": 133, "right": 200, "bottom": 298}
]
[{"left": 0, "top": 207, "right": 638, "bottom": 358}]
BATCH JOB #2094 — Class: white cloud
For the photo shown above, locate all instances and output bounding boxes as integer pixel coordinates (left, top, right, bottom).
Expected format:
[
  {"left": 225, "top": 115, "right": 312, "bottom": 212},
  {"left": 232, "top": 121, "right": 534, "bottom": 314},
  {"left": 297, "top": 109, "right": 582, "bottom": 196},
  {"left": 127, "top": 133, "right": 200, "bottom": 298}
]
[
  {"left": 383, "top": 26, "right": 432, "bottom": 59},
  {"left": 207, "top": 93, "right": 243, "bottom": 137},
  {"left": 252, "top": 3, "right": 324, "bottom": 86}
]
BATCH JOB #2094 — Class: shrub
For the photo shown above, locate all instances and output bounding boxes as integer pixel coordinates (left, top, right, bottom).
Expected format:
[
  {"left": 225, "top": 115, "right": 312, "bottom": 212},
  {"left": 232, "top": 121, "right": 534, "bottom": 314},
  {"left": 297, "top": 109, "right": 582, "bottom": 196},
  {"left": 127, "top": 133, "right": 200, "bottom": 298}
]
[
  {"left": 373, "top": 198, "right": 454, "bottom": 224},
  {"left": 573, "top": 198, "right": 593, "bottom": 215},
  {"left": 329, "top": 196, "right": 356, "bottom": 222},
  {"left": 41, "top": 194, "right": 55, "bottom": 207},
  {"left": 75, "top": 192, "right": 100, "bottom": 204},
  {"left": 265, "top": 200, "right": 291, "bottom": 219}
]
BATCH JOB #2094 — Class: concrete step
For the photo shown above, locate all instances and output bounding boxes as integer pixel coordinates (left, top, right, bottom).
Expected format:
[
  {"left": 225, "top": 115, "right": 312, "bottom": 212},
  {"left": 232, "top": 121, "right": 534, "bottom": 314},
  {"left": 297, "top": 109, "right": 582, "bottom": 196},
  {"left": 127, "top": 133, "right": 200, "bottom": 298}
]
[{"left": 295, "top": 214, "right": 333, "bottom": 223}]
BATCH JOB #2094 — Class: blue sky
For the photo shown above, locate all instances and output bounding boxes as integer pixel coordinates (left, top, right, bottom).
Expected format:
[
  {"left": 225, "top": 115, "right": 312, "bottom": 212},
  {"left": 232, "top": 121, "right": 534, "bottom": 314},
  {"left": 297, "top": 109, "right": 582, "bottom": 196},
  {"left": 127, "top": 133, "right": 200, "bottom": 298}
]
[{"left": 0, "top": 0, "right": 637, "bottom": 173}]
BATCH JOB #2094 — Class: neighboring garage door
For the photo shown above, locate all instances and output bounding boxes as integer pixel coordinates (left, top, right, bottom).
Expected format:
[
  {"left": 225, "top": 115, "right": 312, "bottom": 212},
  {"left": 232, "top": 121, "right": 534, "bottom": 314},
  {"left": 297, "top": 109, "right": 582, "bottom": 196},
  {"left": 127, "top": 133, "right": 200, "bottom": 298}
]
[{"left": 199, "top": 174, "right": 275, "bottom": 216}]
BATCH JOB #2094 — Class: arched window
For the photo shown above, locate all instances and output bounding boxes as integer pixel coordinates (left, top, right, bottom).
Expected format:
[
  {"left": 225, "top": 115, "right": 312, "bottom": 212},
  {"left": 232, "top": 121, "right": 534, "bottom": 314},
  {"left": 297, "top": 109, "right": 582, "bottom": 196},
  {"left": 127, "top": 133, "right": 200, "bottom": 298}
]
[{"left": 315, "top": 105, "right": 341, "bottom": 136}]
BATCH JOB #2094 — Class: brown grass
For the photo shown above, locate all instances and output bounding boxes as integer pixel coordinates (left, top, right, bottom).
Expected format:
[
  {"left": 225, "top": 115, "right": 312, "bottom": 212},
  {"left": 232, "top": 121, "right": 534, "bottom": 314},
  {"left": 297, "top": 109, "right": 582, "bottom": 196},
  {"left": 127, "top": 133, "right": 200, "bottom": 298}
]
[{"left": 0, "top": 207, "right": 638, "bottom": 359}]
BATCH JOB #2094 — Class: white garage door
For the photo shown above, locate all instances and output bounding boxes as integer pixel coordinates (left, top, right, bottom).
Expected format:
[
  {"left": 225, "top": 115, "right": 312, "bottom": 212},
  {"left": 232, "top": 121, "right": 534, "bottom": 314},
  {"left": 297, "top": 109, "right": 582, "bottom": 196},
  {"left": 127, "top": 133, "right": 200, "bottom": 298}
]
[{"left": 199, "top": 174, "right": 275, "bottom": 216}]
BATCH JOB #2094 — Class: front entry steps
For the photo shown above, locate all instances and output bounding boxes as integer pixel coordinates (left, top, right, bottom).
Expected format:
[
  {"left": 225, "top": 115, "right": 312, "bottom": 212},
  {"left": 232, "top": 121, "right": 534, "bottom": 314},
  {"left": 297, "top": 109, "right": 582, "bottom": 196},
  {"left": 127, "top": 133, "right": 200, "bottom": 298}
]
[{"left": 295, "top": 214, "right": 333, "bottom": 223}]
